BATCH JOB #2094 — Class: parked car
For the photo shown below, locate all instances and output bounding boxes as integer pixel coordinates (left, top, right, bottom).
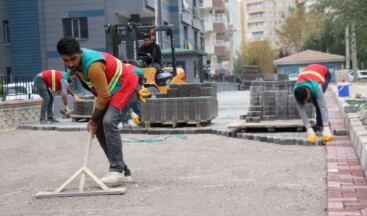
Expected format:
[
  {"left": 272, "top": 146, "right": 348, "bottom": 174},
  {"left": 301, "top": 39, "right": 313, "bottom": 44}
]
[
  {"left": 288, "top": 73, "right": 299, "bottom": 81},
  {"left": 349, "top": 70, "right": 367, "bottom": 81},
  {"left": 1, "top": 82, "right": 40, "bottom": 101}
]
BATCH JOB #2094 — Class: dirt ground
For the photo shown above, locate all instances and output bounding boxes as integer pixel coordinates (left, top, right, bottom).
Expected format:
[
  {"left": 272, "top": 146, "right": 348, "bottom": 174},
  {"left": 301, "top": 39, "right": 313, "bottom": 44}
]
[{"left": 0, "top": 130, "right": 326, "bottom": 216}]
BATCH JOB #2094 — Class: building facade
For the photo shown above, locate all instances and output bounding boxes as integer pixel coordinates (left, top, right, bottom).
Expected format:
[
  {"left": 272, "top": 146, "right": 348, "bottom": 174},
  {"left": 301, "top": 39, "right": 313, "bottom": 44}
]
[
  {"left": 200, "top": 0, "right": 241, "bottom": 77},
  {"left": 0, "top": 0, "right": 205, "bottom": 83},
  {"left": 241, "top": 0, "right": 313, "bottom": 48}
]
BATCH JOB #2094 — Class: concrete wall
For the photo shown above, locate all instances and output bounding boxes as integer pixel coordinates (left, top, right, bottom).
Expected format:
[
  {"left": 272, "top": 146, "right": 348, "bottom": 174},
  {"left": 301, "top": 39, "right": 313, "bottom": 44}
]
[{"left": 0, "top": 100, "right": 42, "bottom": 130}]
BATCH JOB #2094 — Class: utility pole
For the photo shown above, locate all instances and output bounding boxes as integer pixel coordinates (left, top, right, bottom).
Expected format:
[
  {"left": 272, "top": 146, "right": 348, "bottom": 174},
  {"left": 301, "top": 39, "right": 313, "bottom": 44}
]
[
  {"left": 345, "top": 25, "right": 350, "bottom": 70},
  {"left": 351, "top": 23, "right": 358, "bottom": 81}
]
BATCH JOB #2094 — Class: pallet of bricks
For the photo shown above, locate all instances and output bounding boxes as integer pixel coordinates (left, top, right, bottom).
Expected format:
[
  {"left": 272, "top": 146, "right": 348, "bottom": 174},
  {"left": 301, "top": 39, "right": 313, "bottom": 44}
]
[
  {"left": 71, "top": 95, "right": 94, "bottom": 122},
  {"left": 245, "top": 73, "right": 314, "bottom": 131},
  {"left": 141, "top": 83, "right": 218, "bottom": 128}
]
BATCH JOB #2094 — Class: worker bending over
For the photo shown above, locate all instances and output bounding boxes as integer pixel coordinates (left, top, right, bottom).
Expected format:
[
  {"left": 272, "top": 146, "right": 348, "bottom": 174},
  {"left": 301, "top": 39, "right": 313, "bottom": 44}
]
[
  {"left": 34, "top": 70, "right": 79, "bottom": 124},
  {"left": 293, "top": 64, "right": 333, "bottom": 144},
  {"left": 57, "top": 37, "right": 148, "bottom": 185}
]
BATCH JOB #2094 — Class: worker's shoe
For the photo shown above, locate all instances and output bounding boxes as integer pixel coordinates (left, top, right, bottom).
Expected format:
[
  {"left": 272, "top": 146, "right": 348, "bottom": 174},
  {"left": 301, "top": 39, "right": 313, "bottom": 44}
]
[
  {"left": 48, "top": 117, "right": 60, "bottom": 123},
  {"left": 40, "top": 118, "right": 49, "bottom": 124},
  {"left": 123, "top": 166, "right": 133, "bottom": 182},
  {"left": 100, "top": 171, "right": 125, "bottom": 186}
]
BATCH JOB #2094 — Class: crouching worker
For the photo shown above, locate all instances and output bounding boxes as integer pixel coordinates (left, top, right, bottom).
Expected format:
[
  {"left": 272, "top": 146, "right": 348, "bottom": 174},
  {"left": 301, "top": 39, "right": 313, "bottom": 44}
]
[
  {"left": 33, "top": 70, "right": 79, "bottom": 124},
  {"left": 57, "top": 37, "right": 146, "bottom": 185},
  {"left": 293, "top": 64, "right": 332, "bottom": 144},
  {"left": 121, "top": 64, "right": 150, "bottom": 127}
]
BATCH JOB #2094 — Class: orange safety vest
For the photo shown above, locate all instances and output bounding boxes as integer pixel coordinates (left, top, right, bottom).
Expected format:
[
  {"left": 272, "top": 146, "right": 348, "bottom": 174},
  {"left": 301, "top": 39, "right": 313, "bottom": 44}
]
[
  {"left": 80, "top": 48, "right": 138, "bottom": 110},
  {"left": 297, "top": 64, "right": 328, "bottom": 85},
  {"left": 41, "top": 70, "right": 64, "bottom": 92}
]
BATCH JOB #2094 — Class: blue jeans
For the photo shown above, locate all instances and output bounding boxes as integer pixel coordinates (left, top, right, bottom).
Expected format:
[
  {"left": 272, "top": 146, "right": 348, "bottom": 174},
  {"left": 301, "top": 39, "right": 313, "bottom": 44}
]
[
  {"left": 96, "top": 89, "right": 139, "bottom": 172},
  {"left": 312, "top": 72, "right": 331, "bottom": 126},
  {"left": 34, "top": 75, "right": 54, "bottom": 119}
]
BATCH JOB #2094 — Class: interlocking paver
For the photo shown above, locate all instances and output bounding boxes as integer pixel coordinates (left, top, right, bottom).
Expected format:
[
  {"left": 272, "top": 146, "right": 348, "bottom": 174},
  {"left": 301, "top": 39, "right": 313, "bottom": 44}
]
[{"left": 326, "top": 88, "right": 367, "bottom": 215}]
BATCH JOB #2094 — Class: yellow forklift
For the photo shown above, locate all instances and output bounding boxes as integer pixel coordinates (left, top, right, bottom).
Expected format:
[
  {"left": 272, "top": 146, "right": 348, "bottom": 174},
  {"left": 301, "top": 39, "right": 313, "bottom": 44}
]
[{"left": 105, "top": 22, "right": 186, "bottom": 95}]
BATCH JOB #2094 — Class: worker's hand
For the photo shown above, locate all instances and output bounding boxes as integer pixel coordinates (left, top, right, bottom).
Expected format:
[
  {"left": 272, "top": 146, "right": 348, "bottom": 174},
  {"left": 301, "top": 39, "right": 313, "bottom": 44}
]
[
  {"left": 307, "top": 128, "right": 318, "bottom": 144},
  {"left": 138, "top": 88, "right": 150, "bottom": 103},
  {"left": 64, "top": 105, "right": 72, "bottom": 115},
  {"left": 322, "top": 126, "right": 333, "bottom": 144},
  {"left": 147, "top": 53, "right": 151, "bottom": 59},
  {"left": 130, "top": 112, "right": 141, "bottom": 125},
  {"left": 74, "top": 95, "right": 82, "bottom": 103},
  {"left": 87, "top": 119, "right": 98, "bottom": 138}
]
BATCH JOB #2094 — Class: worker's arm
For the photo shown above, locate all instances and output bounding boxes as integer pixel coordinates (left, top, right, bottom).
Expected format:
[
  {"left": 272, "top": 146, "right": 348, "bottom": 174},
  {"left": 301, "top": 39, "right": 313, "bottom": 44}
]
[
  {"left": 295, "top": 101, "right": 311, "bottom": 129},
  {"left": 315, "top": 84, "right": 330, "bottom": 127},
  {"left": 154, "top": 44, "right": 162, "bottom": 64},
  {"left": 60, "top": 79, "right": 69, "bottom": 106},
  {"left": 87, "top": 61, "right": 110, "bottom": 122}
]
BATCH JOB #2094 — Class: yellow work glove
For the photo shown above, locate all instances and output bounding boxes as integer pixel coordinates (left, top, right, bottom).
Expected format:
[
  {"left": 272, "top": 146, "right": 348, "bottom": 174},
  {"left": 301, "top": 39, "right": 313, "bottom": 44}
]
[
  {"left": 64, "top": 105, "right": 72, "bottom": 115},
  {"left": 130, "top": 111, "right": 140, "bottom": 125},
  {"left": 322, "top": 126, "right": 333, "bottom": 144},
  {"left": 307, "top": 128, "right": 318, "bottom": 144},
  {"left": 74, "top": 95, "right": 82, "bottom": 103},
  {"left": 138, "top": 88, "right": 150, "bottom": 103}
]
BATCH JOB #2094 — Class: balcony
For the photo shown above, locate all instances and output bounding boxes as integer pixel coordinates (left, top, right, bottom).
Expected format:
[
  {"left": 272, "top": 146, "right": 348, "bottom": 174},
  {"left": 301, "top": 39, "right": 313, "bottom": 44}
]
[
  {"left": 181, "top": 11, "right": 191, "bottom": 25},
  {"left": 205, "top": 45, "right": 215, "bottom": 55},
  {"left": 203, "top": 15, "right": 228, "bottom": 33},
  {"left": 214, "top": 42, "right": 230, "bottom": 60},
  {"left": 201, "top": 0, "right": 225, "bottom": 9},
  {"left": 192, "top": 18, "right": 204, "bottom": 31}
]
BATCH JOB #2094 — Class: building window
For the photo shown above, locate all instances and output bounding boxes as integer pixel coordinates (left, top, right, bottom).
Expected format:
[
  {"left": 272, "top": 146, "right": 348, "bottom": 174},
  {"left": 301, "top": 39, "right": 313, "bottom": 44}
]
[
  {"left": 3, "top": 20, "right": 10, "bottom": 45},
  {"left": 62, "top": 17, "right": 88, "bottom": 39}
]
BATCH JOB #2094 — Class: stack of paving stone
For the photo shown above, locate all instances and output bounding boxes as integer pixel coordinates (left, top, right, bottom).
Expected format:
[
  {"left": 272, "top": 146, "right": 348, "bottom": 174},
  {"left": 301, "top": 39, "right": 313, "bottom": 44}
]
[
  {"left": 141, "top": 83, "right": 218, "bottom": 125},
  {"left": 246, "top": 74, "right": 315, "bottom": 123},
  {"left": 73, "top": 95, "right": 95, "bottom": 117},
  {"left": 241, "top": 65, "right": 258, "bottom": 90}
]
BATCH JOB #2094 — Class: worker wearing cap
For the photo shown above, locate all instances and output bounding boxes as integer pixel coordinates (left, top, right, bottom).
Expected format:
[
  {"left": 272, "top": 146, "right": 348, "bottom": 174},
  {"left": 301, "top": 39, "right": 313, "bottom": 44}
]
[
  {"left": 293, "top": 64, "right": 332, "bottom": 144},
  {"left": 34, "top": 70, "right": 80, "bottom": 124}
]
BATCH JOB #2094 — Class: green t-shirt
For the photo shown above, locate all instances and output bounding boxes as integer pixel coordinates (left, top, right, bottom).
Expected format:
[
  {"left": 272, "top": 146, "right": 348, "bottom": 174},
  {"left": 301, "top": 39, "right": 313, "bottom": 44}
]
[{"left": 293, "top": 80, "right": 320, "bottom": 98}]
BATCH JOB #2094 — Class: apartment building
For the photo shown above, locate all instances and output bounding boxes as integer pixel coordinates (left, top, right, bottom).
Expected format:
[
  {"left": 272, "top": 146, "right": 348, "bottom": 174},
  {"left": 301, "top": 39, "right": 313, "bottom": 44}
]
[
  {"left": 0, "top": 0, "right": 205, "bottom": 82},
  {"left": 241, "top": 0, "right": 311, "bottom": 48},
  {"left": 200, "top": 0, "right": 241, "bottom": 76}
]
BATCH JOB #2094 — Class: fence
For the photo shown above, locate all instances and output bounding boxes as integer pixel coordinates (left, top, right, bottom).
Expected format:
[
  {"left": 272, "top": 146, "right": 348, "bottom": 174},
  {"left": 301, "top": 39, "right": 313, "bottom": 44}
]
[{"left": 0, "top": 75, "right": 80, "bottom": 102}]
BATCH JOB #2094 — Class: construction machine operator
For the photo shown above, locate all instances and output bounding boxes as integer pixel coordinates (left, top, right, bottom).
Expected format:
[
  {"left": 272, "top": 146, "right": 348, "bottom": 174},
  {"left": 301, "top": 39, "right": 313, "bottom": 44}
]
[
  {"left": 293, "top": 64, "right": 333, "bottom": 144},
  {"left": 34, "top": 70, "right": 80, "bottom": 124},
  {"left": 138, "top": 35, "right": 162, "bottom": 68}
]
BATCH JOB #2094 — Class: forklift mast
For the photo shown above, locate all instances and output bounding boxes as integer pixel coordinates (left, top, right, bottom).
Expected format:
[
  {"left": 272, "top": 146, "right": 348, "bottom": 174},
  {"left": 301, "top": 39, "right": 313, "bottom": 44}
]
[{"left": 105, "top": 22, "right": 177, "bottom": 76}]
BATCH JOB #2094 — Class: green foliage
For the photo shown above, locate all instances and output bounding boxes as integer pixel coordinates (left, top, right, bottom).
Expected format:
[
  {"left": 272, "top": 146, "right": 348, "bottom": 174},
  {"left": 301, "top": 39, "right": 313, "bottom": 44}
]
[
  {"left": 234, "top": 41, "right": 277, "bottom": 74},
  {"left": 276, "top": 3, "right": 323, "bottom": 52},
  {"left": 305, "top": 0, "right": 367, "bottom": 69}
]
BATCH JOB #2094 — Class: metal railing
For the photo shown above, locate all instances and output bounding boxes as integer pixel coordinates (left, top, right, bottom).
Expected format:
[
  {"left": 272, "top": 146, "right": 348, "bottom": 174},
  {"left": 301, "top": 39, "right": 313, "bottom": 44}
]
[{"left": 0, "top": 75, "right": 80, "bottom": 102}]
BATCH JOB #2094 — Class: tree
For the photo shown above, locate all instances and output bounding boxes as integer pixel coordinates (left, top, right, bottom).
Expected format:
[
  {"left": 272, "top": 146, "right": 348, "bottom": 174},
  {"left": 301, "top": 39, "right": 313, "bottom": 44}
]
[
  {"left": 236, "top": 41, "right": 277, "bottom": 74},
  {"left": 312, "top": 0, "right": 367, "bottom": 69},
  {"left": 276, "top": 3, "right": 323, "bottom": 52}
]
